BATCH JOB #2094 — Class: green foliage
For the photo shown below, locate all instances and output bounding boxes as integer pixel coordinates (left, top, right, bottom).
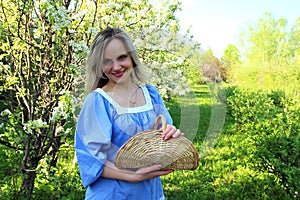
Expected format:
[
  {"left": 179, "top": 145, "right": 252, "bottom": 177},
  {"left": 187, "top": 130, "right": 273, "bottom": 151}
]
[
  {"left": 222, "top": 44, "right": 241, "bottom": 67},
  {"left": 161, "top": 85, "right": 299, "bottom": 200},
  {"left": 199, "top": 49, "right": 224, "bottom": 83},
  {"left": 32, "top": 149, "right": 84, "bottom": 200},
  {"left": 230, "top": 60, "right": 300, "bottom": 104},
  {"left": 231, "top": 13, "right": 300, "bottom": 104},
  {"left": 185, "top": 52, "right": 205, "bottom": 85},
  {"left": 0, "top": 145, "right": 84, "bottom": 200},
  {"left": 226, "top": 87, "right": 300, "bottom": 198},
  {"left": 221, "top": 44, "right": 241, "bottom": 81},
  {"left": 0, "top": 146, "right": 23, "bottom": 199},
  {"left": 240, "top": 13, "right": 294, "bottom": 64}
]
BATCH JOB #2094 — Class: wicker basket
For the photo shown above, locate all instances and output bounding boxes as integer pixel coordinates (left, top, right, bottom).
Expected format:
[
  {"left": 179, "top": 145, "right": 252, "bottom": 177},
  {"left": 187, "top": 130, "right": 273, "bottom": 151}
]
[{"left": 114, "top": 115, "right": 199, "bottom": 170}]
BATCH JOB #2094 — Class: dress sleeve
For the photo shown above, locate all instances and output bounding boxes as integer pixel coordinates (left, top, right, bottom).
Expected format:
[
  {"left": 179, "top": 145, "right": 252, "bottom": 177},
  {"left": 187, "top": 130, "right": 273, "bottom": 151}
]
[
  {"left": 74, "top": 91, "right": 113, "bottom": 188},
  {"left": 146, "top": 85, "right": 173, "bottom": 126}
]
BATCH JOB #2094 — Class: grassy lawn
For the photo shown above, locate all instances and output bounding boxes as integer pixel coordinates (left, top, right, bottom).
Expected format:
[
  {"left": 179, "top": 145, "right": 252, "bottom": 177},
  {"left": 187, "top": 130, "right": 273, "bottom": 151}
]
[
  {"left": 163, "top": 84, "right": 217, "bottom": 199},
  {"left": 167, "top": 84, "right": 212, "bottom": 141}
]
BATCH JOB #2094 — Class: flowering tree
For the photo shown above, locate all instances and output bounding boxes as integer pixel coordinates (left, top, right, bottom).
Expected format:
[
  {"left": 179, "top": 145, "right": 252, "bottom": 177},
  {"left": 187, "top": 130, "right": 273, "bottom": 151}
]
[
  {"left": 0, "top": 0, "right": 199, "bottom": 198},
  {"left": 0, "top": 0, "right": 86, "bottom": 197}
]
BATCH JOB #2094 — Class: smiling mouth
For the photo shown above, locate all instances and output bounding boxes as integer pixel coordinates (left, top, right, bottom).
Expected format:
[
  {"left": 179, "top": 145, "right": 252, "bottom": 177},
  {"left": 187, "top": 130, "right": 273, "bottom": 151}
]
[{"left": 112, "top": 70, "right": 125, "bottom": 78}]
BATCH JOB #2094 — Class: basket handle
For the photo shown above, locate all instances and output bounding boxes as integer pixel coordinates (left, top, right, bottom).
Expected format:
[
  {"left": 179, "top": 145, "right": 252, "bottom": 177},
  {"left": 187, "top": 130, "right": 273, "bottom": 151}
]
[{"left": 154, "top": 114, "right": 166, "bottom": 131}]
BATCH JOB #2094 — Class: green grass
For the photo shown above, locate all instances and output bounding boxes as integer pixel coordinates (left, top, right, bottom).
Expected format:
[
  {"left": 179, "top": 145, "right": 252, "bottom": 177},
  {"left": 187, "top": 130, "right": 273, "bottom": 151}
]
[
  {"left": 167, "top": 84, "right": 212, "bottom": 141},
  {"left": 163, "top": 84, "right": 219, "bottom": 199}
]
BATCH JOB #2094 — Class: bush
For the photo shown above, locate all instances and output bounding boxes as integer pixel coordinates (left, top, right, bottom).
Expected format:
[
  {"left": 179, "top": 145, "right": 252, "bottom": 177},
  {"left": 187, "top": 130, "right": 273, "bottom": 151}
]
[
  {"left": 32, "top": 149, "right": 85, "bottom": 200},
  {"left": 226, "top": 87, "right": 300, "bottom": 198}
]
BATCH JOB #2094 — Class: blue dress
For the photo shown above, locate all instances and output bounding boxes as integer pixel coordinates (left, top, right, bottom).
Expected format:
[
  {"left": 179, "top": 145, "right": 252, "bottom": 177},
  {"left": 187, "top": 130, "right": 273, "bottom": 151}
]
[{"left": 75, "top": 84, "right": 173, "bottom": 200}]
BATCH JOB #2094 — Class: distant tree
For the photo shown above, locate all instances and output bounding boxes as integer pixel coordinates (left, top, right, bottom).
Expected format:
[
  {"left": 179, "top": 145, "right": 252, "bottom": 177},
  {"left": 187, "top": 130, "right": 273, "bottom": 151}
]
[
  {"left": 241, "top": 13, "right": 295, "bottom": 66},
  {"left": 221, "top": 44, "right": 241, "bottom": 81},
  {"left": 186, "top": 50, "right": 205, "bottom": 84},
  {"left": 290, "top": 17, "right": 300, "bottom": 63},
  {"left": 232, "top": 13, "right": 300, "bottom": 101},
  {"left": 200, "top": 49, "right": 223, "bottom": 82},
  {"left": 221, "top": 44, "right": 241, "bottom": 67}
]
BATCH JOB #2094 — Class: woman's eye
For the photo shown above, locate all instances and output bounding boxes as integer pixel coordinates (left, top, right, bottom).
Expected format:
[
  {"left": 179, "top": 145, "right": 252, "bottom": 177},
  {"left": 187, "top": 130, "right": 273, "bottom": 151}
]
[
  {"left": 103, "top": 59, "right": 112, "bottom": 65},
  {"left": 119, "top": 55, "right": 128, "bottom": 60}
]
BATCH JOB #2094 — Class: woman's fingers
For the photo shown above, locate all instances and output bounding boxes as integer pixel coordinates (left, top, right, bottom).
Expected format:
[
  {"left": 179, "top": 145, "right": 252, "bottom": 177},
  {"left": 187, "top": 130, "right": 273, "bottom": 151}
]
[
  {"left": 162, "top": 124, "right": 175, "bottom": 140},
  {"left": 162, "top": 124, "right": 184, "bottom": 140},
  {"left": 137, "top": 164, "right": 162, "bottom": 173},
  {"left": 133, "top": 164, "right": 174, "bottom": 182},
  {"left": 172, "top": 129, "right": 185, "bottom": 138}
]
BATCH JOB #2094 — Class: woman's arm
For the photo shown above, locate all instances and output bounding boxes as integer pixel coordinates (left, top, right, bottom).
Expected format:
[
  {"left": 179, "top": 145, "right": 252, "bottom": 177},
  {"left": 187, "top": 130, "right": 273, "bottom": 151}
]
[{"left": 102, "top": 161, "right": 174, "bottom": 182}]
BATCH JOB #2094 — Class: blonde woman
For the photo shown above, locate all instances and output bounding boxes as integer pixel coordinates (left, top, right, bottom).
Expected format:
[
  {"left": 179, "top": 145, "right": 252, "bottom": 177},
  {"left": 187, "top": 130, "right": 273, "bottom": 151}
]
[{"left": 75, "top": 27, "right": 184, "bottom": 200}]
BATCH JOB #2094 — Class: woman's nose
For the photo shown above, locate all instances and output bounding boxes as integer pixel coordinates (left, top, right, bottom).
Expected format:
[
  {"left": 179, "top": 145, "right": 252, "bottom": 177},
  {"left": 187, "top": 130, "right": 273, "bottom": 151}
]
[{"left": 112, "top": 60, "right": 121, "bottom": 69}]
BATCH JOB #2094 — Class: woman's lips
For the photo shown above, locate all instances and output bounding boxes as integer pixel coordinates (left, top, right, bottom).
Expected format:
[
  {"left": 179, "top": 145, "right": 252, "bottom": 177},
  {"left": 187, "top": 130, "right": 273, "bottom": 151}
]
[{"left": 112, "top": 70, "right": 125, "bottom": 78}]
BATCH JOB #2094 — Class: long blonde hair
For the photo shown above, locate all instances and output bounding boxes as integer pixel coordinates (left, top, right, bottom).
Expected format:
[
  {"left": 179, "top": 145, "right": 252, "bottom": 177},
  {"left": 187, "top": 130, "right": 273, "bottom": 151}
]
[{"left": 85, "top": 27, "right": 148, "bottom": 93}]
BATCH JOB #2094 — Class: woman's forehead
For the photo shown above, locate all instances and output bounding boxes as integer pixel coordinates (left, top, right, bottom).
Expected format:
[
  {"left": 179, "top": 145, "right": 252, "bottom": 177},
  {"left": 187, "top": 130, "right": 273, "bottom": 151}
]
[{"left": 104, "top": 39, "right": 128, "bottom": 56}]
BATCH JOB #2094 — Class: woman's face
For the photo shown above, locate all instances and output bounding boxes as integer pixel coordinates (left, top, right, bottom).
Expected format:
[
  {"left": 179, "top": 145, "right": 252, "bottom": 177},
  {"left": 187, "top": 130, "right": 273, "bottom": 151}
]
[{"left": 102, "top": 38, "right": 133, "bottom": 85}]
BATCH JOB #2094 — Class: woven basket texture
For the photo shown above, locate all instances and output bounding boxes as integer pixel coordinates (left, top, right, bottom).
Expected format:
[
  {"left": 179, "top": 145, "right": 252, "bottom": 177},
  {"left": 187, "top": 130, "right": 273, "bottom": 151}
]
[{"left": 114, "top": 115, "right": 199, "bottom": 170}]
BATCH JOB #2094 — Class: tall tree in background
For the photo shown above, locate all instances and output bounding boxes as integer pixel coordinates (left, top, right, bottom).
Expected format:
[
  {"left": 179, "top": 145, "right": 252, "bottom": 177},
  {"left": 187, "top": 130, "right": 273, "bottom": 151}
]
[
  {"left": 232, "top": 13, "right": 300, "bottom": 100},
  {"left": 242, "top": 13, "right": 295, "bottom": 66},
  {"left": 0, "top": 0, "right": 199, "bottom": 198},
  {"left": 221, "top": 44, "right": 241, "bottom": 81}
]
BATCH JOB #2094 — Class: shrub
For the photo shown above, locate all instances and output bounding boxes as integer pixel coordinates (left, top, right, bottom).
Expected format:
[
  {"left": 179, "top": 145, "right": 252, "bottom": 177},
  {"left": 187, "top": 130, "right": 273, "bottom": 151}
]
[{"left": 226, "top": 87, "right": 300, "bottom": 198}]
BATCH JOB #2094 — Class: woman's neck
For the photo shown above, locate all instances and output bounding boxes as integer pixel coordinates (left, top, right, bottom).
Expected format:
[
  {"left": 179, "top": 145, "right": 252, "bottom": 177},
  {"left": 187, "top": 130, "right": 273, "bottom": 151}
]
[
  {"left": 103, "top": 81, "right": 138, "bottom": 94},
  {"left": 103, "top": 81, "right": 143, "bottom": 107}
]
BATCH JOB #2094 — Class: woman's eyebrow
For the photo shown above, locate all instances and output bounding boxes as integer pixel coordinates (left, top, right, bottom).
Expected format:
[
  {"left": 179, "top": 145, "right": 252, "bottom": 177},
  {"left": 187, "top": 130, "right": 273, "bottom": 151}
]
[{"left": 104, "top": 52, "right": 128, "bottom": 58}]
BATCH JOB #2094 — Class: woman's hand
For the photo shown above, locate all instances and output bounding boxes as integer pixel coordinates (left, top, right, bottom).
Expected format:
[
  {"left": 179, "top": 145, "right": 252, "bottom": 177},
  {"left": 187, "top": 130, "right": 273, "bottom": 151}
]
[
  {"left": 102, "top": 162, "right": 174, "bottom": 182},
  {"left": 129, "top": 164, "right": 174, "bottom": 182},
  {"left": 161, "top": 124, "right": 185, "bottom": 141}
]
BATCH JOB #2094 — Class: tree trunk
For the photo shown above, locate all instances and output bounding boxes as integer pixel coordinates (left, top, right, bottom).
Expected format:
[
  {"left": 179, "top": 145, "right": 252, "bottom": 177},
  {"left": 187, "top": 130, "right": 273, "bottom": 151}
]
[{"left": 21, "top": 170, "right": 37, "bottom": 199}]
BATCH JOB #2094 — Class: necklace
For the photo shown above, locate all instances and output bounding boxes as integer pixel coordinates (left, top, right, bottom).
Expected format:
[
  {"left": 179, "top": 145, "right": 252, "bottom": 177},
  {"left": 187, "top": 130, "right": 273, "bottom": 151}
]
[
  {"left": 104, "top": 84, "right": 140, "bottom": 105},
  {"left": 128, "top": 87, "right": 139, "bottom": 104}
]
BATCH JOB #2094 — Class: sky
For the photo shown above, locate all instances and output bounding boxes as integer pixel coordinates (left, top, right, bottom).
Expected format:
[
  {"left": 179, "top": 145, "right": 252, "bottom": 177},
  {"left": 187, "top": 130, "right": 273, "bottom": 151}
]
[{"left": 175, "top": 0, "right": 300, "bottom": 58}]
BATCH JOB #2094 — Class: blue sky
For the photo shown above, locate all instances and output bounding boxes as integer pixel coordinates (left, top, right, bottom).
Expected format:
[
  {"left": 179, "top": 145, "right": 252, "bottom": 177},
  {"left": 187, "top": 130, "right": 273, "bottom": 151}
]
[{"left": 175, "top": 0, "right": 300, "bottom": 57}]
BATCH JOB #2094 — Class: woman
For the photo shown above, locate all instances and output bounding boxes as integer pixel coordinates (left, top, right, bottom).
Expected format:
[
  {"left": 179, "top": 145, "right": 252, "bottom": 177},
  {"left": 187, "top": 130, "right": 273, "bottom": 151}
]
[{"left": 75, "top": 27, "right": 184, "bottom": 200}]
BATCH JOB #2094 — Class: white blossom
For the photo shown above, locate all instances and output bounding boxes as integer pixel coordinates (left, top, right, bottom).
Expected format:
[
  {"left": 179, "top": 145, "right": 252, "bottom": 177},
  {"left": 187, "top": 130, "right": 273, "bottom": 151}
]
[{"left": 1, "top": 109, "right": 12, "bottom": 116}]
